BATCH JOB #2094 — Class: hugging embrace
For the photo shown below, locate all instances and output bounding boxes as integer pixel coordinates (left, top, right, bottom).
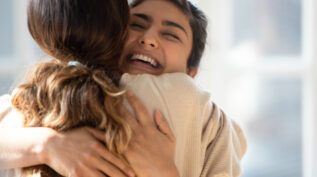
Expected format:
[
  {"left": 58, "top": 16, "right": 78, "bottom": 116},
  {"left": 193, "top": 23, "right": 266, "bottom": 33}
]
[{"left": 0, "top": 0, "right": 247, "bottom": 177}]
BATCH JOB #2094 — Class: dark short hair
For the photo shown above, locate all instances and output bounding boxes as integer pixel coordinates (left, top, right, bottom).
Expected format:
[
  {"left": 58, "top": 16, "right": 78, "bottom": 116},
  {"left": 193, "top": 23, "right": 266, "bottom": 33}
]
[{"left": 130, "top": 0, "right": 208, "bottom": 71}]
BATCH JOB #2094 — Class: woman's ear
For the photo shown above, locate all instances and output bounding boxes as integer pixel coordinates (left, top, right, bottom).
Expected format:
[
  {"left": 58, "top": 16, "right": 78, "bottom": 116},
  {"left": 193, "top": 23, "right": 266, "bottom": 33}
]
[{"left": 187, "top": 68, "right": 198, "bottom": 78}]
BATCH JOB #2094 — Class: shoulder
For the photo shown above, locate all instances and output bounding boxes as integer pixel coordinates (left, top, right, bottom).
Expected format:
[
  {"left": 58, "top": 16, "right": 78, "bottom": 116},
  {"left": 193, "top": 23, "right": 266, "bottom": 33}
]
[
  {"left": 121, "top": 73, "right": 214, "bottom": 114},
  {"left": 203, "top": 103, "right": 247, "bottom": 158},
  {"left": 121, "top": 73, "right": 195, "bottom": 87},
  {"left": 120, "top": 73, "right": 210, "bottom": 99},
  {"left": 121, "top": 73, "right": 214, "bottom": 127}
]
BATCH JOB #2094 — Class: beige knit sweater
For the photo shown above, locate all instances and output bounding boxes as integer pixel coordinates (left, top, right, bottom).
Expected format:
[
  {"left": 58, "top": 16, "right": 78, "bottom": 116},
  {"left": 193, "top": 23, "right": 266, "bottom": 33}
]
[
  {"left": 121, "top": 73, "right": 247, "bottom": 177},
  {"left": 0, "top": 73, "right": 247, "bottom": 177}
]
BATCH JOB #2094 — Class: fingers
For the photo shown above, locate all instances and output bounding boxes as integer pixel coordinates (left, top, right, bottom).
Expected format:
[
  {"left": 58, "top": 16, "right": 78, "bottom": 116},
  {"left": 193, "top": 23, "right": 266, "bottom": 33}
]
[
  {"left": 85, "top": 127, "right": 135, "bottom": 177},
  {"left": 76, "top": 153, "right": 131, "bottom": 177},
  {"left": 154, "top": 110, "right": 175, "bottom": 142},
  {"left": 85, "top": 127, "right": 106, "bottom": 142},
  {"left": 93, "top": 142, "right": 135, "bottom": 177},
  {"left": 93, "top": 156, "right": 133, "bottom": 177}
]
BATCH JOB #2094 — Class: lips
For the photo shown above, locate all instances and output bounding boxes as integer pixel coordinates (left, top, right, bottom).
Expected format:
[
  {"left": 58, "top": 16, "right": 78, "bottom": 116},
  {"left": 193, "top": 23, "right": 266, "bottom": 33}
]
[
  {"left": 130, "top": 54, "right": 159, "bottom": 68},
  {"left": 128, "top": 53, "right": 161, "bottom": 69},
  {"left": 120, "top": 49, "right": 164, "bottom": 75}
]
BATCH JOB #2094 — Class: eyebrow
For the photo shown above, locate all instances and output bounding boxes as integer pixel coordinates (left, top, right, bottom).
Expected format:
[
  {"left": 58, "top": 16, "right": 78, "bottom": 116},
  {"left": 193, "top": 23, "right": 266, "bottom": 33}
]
[
  {"left": 132, "top": 13, "right": 188, "bottom": 38},
  {"left": 132, "top": 13, "right": 152, "bottom": 22},
  {"left": 162, "top": 20, "right": 188, "bottom": 37}
]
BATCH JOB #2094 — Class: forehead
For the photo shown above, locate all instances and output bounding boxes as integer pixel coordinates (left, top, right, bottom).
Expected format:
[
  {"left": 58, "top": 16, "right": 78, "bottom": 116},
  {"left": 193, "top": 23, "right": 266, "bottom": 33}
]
[{"left": 130, "top": 0, "right": 191, "bottom": 31}]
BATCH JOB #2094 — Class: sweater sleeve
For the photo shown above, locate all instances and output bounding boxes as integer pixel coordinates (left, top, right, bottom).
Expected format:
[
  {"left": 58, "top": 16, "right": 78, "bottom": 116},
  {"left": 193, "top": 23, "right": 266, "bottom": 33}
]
[{"left": 200, "top": 103, "right": 247, "bottom": 177}]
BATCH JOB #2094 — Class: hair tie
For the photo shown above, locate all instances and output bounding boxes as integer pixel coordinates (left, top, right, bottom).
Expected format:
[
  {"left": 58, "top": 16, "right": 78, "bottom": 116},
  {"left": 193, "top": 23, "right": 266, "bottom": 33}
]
[{"left": 67, "top": 61, "right": 84, "bottom": 67}]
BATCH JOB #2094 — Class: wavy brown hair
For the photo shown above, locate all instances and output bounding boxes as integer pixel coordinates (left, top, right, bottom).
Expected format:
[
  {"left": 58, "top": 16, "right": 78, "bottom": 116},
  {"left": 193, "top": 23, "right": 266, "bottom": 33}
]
[{"left": 11, "top": 0, "right": 130, "bottom": 176}]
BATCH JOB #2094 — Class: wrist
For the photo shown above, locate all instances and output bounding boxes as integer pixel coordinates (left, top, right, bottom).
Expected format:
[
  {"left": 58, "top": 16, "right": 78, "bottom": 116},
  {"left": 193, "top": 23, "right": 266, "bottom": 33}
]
[{"left": 35, "top": 128, "right": 58, "bottom": 165}]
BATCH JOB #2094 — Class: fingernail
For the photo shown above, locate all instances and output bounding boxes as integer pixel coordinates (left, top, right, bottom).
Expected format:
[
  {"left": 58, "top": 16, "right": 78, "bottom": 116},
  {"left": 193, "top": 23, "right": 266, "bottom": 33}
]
[
  {"left": 128, "top": 170, "right": 135, "bottom": 177},
  {"left": 127, "top": 91, "right": 134, "bottom": 97},
  {"left": 155, "top": 110, "right": 162, "bottom": 117}
]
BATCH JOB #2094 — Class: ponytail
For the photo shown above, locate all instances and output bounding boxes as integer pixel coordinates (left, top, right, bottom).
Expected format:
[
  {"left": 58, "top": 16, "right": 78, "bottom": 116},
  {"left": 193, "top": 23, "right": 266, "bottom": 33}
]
[{"left": 12, "top": 61, "right": 131, "bottom": 176}]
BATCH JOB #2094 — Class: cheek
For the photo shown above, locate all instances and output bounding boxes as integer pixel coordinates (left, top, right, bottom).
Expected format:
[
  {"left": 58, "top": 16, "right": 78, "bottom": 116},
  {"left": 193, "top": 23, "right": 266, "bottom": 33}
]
[
  {"left": 124, "top": 30, "right": 139, "bottom": 48},
  {"left": 164, "top": 44, "right": 188, "bottom": 72}
]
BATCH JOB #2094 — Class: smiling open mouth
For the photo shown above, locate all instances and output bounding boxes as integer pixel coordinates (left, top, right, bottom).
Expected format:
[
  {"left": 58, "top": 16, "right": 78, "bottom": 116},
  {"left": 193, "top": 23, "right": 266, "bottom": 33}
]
[{"left": 129, "top": 54, "right": 160, "bottom": 68}]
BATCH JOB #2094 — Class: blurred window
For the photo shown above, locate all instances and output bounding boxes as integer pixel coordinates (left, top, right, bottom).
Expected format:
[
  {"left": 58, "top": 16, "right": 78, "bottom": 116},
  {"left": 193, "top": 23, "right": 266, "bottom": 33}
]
[
  {"left": 232, "top": 0, "right": 301, "bottom": 57},
  {"left": 228, "top": 0, "right": 303, "bottom": 177},
  {"left": 0, "top": 1, "right": 42, "bottom": 95},
  {"left": 196, "top": 0, "right": 311, "bottom": 176},
  {"left": 0, "top": 1, "right": 14, "bottom": 58},
  {"left": 226, "top": 77, "right": 302, "bottom": 177},
  {"left": 0, "top": 1, "right": 15, "bottom": 94}
]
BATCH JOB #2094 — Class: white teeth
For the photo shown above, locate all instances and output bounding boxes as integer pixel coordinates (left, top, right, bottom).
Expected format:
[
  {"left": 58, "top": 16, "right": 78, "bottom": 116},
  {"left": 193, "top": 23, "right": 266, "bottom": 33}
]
[{"left": 130, "top": 54, "right": 158, "bottom": 67}]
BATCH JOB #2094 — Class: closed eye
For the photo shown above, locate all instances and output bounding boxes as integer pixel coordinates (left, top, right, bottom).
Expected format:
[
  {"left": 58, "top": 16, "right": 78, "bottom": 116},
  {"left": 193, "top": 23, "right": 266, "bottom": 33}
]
[
  {"left": 130, "top": 23, "right": 145, "bottom": 30},
  {"left": 163, "top": 33, "right": 181, "bottom": 41}
]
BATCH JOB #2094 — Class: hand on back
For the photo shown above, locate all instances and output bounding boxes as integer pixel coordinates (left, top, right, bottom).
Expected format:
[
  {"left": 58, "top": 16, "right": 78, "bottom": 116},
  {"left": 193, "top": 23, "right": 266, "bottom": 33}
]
[
  {"left": 43, "top": 92, "right": 179, "bottom": 177},
  {"left": 121, "top": 91, "right": 179, "bottom": 177},
  {"left": 43, "top": 127, "right": 135, "bottom": 177}
]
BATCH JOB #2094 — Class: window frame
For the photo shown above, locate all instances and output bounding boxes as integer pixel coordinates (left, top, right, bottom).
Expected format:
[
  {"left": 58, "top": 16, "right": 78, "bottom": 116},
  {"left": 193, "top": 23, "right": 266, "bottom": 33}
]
[
  {"left": 302, "top": 0, "right": 317, "bottom": 176},
  {"left": 196, "top": 0, "right": 317, "bottom": 176}
]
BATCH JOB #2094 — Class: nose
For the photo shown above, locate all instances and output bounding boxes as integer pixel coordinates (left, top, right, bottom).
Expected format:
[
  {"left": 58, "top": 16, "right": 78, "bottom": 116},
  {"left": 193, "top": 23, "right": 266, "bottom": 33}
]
[{"left": 138, "top": 32, "right": 158, "bottom": 49}]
